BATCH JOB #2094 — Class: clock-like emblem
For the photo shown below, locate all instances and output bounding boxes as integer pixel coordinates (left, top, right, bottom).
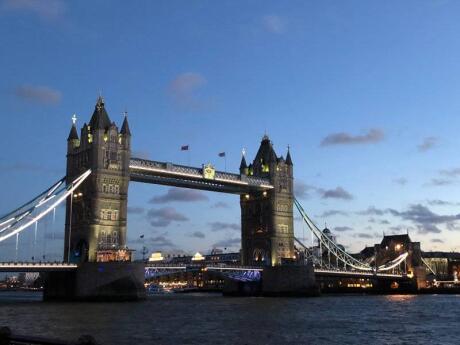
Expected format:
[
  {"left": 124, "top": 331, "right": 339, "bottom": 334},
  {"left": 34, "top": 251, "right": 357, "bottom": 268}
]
[{"left": 203, "top": 163, "right": 216, "bottom": 179}]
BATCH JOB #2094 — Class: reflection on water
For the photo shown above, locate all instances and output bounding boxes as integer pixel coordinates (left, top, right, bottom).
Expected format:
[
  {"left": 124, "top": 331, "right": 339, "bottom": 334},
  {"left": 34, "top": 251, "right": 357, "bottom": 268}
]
[
  {"left": 384, "top": 294, "right": 417, "bottom": 302},
  {"left": 0, "top": 292, "right": 459, "bottom": 345}
]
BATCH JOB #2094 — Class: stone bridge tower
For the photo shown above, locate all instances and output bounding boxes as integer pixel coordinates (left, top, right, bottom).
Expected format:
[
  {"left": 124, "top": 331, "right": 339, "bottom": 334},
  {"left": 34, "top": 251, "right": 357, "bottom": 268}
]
[
  {"left": 64, "top": 97, "right": 131, "bottom": 262},
  {"left": 240, "top": 135, "right": 294, "bottom": 266}
]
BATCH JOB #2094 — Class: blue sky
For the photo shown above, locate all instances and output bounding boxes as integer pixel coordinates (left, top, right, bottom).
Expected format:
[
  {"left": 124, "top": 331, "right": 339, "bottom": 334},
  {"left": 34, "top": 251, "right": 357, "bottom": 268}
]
[{"left": 2, "top": 0, "right": 460, "bottom": 260}]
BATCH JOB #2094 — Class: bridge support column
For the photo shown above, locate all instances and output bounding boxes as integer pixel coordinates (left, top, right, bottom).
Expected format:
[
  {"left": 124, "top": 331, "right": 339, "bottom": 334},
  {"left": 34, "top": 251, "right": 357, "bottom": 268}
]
[
  {"left": 44, "top": 262, "right": 145, "bottom": 301},
  {"left": 262, "top": 264, "right": 319, "bottom": 296}
]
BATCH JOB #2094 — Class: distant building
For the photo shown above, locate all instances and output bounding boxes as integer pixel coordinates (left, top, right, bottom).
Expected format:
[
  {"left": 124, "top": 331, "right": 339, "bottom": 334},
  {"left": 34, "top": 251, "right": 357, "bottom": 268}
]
[
  {"left": 147, "top": 250, "right": 241, "bottom": 266},
  {"left": 422, "top": 252, "right": 460, "bottom": 280}
]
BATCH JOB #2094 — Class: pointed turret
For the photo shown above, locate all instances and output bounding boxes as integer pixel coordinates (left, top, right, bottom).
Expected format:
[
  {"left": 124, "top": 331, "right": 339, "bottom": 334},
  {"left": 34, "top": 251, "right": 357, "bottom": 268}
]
[
  {"left": 254, "top": 134, "right": 277, "bottom": 165},
  {"left": 239, "top": 154, "right": 248, "bottom": 174},
  {"left": 286, "top": 146, "right": 293, "bottom": 166},
  {"left": 67, "top": 124, "right": 79, "bottom": 141},
  {"left": 120, "top": 115, "right": 131, "bottom": 136},
  {"left": 89, "top": 96, "right": 111, "bottom": 130}
]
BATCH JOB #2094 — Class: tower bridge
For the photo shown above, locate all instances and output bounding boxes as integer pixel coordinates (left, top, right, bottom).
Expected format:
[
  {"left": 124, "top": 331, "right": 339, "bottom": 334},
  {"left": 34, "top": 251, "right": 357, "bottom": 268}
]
[
  {"left": 64, "top": 96, "right": 294, "bottom": 266},
  {"left": 0, "top": 97, "right": 427, "bottom": 299}
]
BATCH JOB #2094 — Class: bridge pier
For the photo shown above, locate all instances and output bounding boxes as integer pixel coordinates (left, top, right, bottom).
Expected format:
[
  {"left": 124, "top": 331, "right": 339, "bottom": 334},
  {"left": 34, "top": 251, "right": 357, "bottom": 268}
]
[
  {"left": 44, "top": 262, "right": 145, "bottom": 301},
  {"left": 223, "top": 264, "right": 319, "bottom": 297}
]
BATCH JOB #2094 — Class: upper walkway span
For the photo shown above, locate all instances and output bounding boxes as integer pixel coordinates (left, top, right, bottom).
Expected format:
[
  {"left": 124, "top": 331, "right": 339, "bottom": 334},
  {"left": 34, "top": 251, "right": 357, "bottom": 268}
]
[{"left": 129, "top": 157, "right": 274, "bottom": 194}]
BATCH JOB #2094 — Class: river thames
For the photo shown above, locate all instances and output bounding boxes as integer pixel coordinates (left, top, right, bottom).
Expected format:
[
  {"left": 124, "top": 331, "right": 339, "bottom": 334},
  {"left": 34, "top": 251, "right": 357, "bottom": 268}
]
[{"left": 0, "top": 292, "right": 459, "bottom": 344}]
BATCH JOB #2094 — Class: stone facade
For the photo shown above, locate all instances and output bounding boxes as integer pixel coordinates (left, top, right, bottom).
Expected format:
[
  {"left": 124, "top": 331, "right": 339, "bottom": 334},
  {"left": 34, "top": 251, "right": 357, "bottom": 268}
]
[
  {"left": 64, "top": 97, "right": 131, "bottom": 262},
  {"left": 240, "top": 135, "right": 294, "bottom": 266}
]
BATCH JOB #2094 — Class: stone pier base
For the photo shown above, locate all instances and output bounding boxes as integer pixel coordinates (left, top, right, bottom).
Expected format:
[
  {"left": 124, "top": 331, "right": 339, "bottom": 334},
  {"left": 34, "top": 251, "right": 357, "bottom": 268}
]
[
  {"left": 262, "top": 264, "right": 319, "bottom": 297},
  {"left": 44, "top": 262, "right": 146, "bottom": 301}
]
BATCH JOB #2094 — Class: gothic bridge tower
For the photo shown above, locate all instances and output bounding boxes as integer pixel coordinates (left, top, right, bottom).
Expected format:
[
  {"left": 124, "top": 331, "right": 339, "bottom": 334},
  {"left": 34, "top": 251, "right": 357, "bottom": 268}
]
[
  {"left": 240, "top": 135, "right": 294, "bottom": 266},
  {"left": 65, "top": 97, "right": 131, "bottom": 262}
]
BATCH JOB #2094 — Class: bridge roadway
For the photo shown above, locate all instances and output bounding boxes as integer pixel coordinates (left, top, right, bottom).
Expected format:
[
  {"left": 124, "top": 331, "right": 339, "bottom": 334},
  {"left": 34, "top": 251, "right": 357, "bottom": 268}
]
[
  {"left": 129, "top": 157, "right": 274, "bottom": 194},
  {"left": 0, "top": 262, "right": 406, "bottom": 280},
  {"left": 0, "top": 262, "right": 77, "bottom": 272}
]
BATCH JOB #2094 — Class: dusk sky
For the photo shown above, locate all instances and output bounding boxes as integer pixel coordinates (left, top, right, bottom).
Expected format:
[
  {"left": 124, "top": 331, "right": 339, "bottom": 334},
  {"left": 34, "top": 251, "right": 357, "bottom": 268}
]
[{"left": 2, "top": 0, "right": 460, "bottom": 261}]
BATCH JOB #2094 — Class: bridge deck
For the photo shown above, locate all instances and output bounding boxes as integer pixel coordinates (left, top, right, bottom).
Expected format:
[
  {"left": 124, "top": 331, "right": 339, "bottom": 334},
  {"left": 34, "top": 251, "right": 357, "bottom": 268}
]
[
  {"left": 0, "top": 262, "right": 77, "bottom": 272},
  {"left": 129, "top": 158, "right": 273, "bottom": 194}
]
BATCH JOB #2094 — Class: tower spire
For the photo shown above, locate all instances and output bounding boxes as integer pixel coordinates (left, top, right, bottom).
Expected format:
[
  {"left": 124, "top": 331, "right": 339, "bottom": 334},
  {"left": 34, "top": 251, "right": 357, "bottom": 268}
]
[
  {"left": 67, "top": 114, "right": 79, "bottom": 141},
  {"left": 286, "top": 145, "right": 293, "bottom": 166},
  {"left": 89, "top": 96, "right": 111, "bottom": 130},
  {"left": 120, "top": 111, "right": 131, "bottom": 136},
  {"left": 240, "top": 149, "right": 248, "bottom": 173}
]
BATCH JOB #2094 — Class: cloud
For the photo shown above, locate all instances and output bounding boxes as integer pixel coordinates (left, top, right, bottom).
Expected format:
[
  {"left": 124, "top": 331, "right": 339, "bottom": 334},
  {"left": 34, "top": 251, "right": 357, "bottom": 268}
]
[
  {"left": 262, "top": 15, "right": 286, "bottom": 34},
  {"left": 431, "top": 239, "right": 444, "bottom": 243},
  {"left": 209, "top": 222, "right": 240, "bottom": 232},
  {"left": 333, "top": 226, "right": 353, "bottom": 232},
  {"left": 147, "top": 235, "right": 175, "bottom": 248},
  {"left": 14, "top": 84, "right": 61, "bottom": 105},
  {"left": 1, "top": 0, "right": 66, "bottom": 20},
  {"left": 150, "top": 188, "right": 209, "bottom": 204},
  {"left": 318, "top": 210, "right": 348, "bottom": 217},
  {"left": 320, "top": 129, "right": 384, "bottom": 147},
  {"left": 418, "top": 137, "right": 438, "bottom": 152},
  {"left": 320, "top": 187, "right": 353, "bottom": 200},
  {"left": 388, "top": 204, "right": 460, "bottom": 234},
  {"left": 427, "top": 199, "right": 460, "bottom": 206},
  {"left": 212, "top": 238, "right": 241, "bottom": 249},
  {"left": 440, "top": 168, "right": 460, "bottom": 178},
  {"left": 368, "top": 218, "right": 390, "bottom": 225},
  {"left": 357, "top": 206, "right": 387, "bottom": 216},
  {"left": 168, "top": 72, "right": 207, "bottom": 110},
  {"left": 212, "top": 201, "right": 230, "bottom": 209},
  {"left": 294, "top": 180, "right": 316, "bottom": 199},
  {"left": 188, "top": 231, "right": 205, "bottom": 239},
  {"left": 127, "top": 207, "right": 145, "bottom": 215},
  {"left": 426, "top": 178, "right": 454, "bottom": 186},
  {"left": 393, "top": 177, "right": 408, "bottom": 186},
  {"left": 146, "top": 207, "right": 189, "bottom": 227},
  {"left": 355, "top": 233, "right": 374, "bottom": 239}
]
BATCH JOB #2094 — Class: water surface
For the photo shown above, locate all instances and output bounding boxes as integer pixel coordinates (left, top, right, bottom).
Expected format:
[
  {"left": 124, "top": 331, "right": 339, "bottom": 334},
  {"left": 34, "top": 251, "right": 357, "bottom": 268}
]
[{"left": 0, "top": 291, "right": 458, "bottom": 344}]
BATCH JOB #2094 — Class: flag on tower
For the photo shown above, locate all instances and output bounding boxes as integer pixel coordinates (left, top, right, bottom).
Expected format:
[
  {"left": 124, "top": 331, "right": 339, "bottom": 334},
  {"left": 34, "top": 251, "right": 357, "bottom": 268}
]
[
  {"left": 181, "top": 145, "right": 189, "bottom": 151},
  {"left": 218, "top": 152, "right": 226, "bottom": 157}
]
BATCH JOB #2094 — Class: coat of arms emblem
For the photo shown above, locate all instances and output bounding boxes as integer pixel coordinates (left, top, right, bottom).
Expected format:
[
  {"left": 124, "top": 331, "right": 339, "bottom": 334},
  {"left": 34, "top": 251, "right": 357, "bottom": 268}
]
[{"left": 203, "top": 164, "right": 215, "bottom": 179}]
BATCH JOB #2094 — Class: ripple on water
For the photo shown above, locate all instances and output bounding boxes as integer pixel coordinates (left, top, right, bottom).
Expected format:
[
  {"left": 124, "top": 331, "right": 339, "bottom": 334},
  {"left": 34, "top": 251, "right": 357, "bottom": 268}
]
[{"left": 0, "top": 292, "right": 459, "bottom": 345}]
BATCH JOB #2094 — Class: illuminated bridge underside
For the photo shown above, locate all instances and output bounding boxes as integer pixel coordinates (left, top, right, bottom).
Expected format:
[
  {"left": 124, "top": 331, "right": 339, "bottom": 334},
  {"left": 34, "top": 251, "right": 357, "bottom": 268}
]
[{"left": 129, "top": 158, "right": 273, "bottom": 194}]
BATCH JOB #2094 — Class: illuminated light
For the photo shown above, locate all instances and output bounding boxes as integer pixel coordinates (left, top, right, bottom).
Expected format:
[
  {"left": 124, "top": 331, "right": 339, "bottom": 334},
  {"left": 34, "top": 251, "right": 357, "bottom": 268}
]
[
  {"left": 88, "top": 133, "right": 93, "bottom": 143},
  {"left": 78, "top": 192, "right": 83, "bottom": 197},
  {"left": 245, "top": 194, "right": 250, "bottom": 200},
  {"left": 395, "top": 244, "right": 402, "bottom": 251},
  {"left": 148, "top": 252, "right": 164, "bottom": 262},
  {"left": 390, "top": 281, "right": 399, "bottom": 289},
  {"left": 263, "top": 191, "right": 267, "bottom": 197},
  {"left": 0, "top": 170, "right": 91, "bottom": 243},
  {"left": 0, "top": 218, "right": 15, "bottom": 227},
  {"left": 191, "top": 252, "right": 205, "bottom": 261},
  {"left": 103, "top": 134, "right": 108, "bottom": 142}
]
